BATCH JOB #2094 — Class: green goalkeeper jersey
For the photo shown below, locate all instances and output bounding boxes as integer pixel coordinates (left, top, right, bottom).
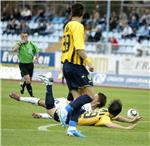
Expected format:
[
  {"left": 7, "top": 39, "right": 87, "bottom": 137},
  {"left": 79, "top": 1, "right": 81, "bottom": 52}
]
[{"left": 15, "top": 41, "right": 40, "bottom": 63}]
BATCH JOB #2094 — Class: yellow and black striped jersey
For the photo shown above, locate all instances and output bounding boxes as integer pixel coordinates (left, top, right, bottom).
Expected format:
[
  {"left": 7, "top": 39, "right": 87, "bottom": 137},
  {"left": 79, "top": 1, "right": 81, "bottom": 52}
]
[
  {"left": 78, "top": 108, "right": 118, "bottom": 126},
  {"left": 61, "top": 20, "right": 86, "bottom": 65}
]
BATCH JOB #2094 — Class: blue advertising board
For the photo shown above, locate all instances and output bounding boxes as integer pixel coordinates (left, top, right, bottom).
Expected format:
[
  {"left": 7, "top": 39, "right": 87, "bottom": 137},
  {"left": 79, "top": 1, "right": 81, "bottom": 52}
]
[
  {"left": 92, "top": 73, "right": 150, "bottom": 89},
  {"left": 0, "top": 50, "right": 55, "bottom": 66}
]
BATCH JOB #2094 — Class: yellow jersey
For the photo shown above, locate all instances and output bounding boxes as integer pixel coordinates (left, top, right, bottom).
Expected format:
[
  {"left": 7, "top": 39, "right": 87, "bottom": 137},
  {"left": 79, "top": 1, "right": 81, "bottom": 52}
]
[
  {"left": 61, "top": 21, "right": 86, "bottom": 65},
  {"left": 78, "top": 108, "right": 118, "bottom": 126}
]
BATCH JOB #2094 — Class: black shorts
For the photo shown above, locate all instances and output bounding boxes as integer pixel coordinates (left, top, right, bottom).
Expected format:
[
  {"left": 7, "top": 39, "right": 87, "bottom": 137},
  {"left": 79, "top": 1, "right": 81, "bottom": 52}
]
[
  {"left": 19, "top": 63, "right": 34, "bottom": 77},
  {"left": 63, "top": 62, "right": 93, "bottom": 91}
]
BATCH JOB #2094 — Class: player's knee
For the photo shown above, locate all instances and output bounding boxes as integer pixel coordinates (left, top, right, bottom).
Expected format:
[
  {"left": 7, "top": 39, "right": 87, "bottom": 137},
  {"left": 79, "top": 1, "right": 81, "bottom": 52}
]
[{"left": 24, "top": 77, "right": 31, "bottom": 84}]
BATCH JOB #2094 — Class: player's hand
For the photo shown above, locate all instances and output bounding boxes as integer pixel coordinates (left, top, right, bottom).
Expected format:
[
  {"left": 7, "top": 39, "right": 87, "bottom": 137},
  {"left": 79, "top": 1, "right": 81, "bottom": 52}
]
[
  {"left": 131, "top": 116, "right": 142, "bottom": 123},
  {"left": 87, "top": 62, "right": 94, "bottom": 72},
  {"left": 126, "top": 124, "right": 136, "bottom": 129},
  {"left": 33, "top": 57, "right": 38, "bottom": 63}
]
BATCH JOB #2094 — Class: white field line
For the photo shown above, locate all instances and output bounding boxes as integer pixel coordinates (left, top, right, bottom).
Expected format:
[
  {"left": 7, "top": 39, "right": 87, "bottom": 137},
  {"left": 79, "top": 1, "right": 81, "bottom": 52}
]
[
  {"left": 1, "top": 121, "right": 150, "bottom": 132},
  {"left": 38, "top": 123, "right": 61, "bottom": 131}
]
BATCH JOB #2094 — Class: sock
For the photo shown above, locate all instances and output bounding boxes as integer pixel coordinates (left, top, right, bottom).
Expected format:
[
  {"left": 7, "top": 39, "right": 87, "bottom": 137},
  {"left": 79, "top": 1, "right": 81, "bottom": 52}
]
[
  {"left": 70, "top": 95, "right": 92, "bottom": 110},
  {"left": 22, "top": 81, "right": 26, "bottom": 89},
  {"left": 20, "top": 97, "right": 40, "bottom": 105},
  {"left": 26, "top": 83, "right": 33, "bottom": 97},
  {"left": 69, "top": 120, "right": 77, "bottom": 127},
  {"left": 65, "top": 104, "right": 73, "bottom": 113},
  {"left": 38, "top": 113, "right": 52, "bottom": 119},
  {"left": 45, "top": 85, "right": 54, "bottom": 109}
]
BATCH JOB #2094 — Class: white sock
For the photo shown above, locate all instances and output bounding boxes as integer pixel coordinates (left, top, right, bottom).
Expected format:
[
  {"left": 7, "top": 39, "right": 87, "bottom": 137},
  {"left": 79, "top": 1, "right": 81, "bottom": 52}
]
[
  {"left": 38, "top": 113, "right": 52, "bottom": 119},
  {"left": 20, "top": 97, "right": 40, "bottom": 105},
  {"left": 67, "top": 126, "right": 76, "bottom": 131}
]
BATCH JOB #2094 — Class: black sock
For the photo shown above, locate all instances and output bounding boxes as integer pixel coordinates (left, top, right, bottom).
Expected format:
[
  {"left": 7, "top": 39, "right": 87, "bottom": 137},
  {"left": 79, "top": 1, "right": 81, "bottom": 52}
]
[
  {"left": 45, "top": 85, "right": 54, "bottom": 109},
  {"left": 26, "top": 83, "right": 33, "bottom": 97},
  {"left": 70, "top": 95, "right": 92, "bottom": 110},
  {"left": 20, "top": 81, "right": 26, "bottom": 94},
  {"left": 22, "top": 81, "right": 26, "bottom": 89}
]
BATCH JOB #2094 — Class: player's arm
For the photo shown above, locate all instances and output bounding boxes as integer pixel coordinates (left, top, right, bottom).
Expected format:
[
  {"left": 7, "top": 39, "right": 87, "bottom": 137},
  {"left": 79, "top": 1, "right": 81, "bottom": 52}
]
[
  {"left": 73, "top": 24, "right": 94, "bottom": 71},
  {"left": 12, "top": 42, "right": 22, "bottom": 51},
  {"left": 31, "top": 41, "right": 40, "bottom": 62},
  {"left": 105, "top": 121, "right": 136, "bottom": 130},
  {"left": 76, "top": 50, "right": 94, "bottom": 72},
  {"left": 115, "top": 115, "right": 142, "bottom": 123}
]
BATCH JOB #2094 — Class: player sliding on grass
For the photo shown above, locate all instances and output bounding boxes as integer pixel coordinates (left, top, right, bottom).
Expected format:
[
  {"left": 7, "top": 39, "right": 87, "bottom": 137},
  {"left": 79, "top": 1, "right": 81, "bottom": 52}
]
[{"left": 9, "top": 74, "right": 142, "bottom": 137}]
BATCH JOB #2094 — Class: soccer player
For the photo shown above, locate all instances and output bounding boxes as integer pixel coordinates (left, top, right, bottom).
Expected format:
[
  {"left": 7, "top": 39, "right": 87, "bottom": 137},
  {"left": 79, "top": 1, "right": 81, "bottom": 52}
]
[
  {"left": 33, "top": 100, "right": 141, "bottom": 130},
  {"left": 60, "top": 3, "right": 96, "bottom": 137},
  {"left": 9, "top": 91, "right": 106, "bottom": 113},
  {"left": 12, "top": 30, "right": 40, "bottom": 97}
]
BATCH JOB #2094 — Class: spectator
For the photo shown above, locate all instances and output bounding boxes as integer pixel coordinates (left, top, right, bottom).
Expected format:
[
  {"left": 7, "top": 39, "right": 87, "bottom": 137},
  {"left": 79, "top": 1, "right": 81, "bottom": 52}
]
[
  {"left": 140, "top": 9, "right": 150, "bottom": 25},
  {"left": 91, "top": 10, "right": 100, "bottom": 29},
  {"left": 129, "top": 15, "right": 139, "bottom": 34},
  {"left": 1, "top": 4, "right": 10, "bottom": 21},
  {"left": 21, "top": 5, "right": 32, "bottom": 21},
  {"left": 87, "top": 25, "right": 102, "bottom": 42},
  {"left": 4, "top": 19, "right": 19, "bottom": 34},
  {"left": 12, "top": 6, "right": 21, "bottom": 20},
  {"left": 109, "top": 36, "right": 119, "bottom": 52},
  {"left": 138, "top": 20, "right": 150, "bottom": 40},
  {"left": 32, "top": 19, "right": 47, "bottom": 35},
  {"left": 121, "top": 20, "right": 135, "bottom": 38},
  {"left": 129, "top": 7, "right": 139, "bottom": 21},
  {"left": 110, "top": 11, "right": 118, "bottom": 31}
]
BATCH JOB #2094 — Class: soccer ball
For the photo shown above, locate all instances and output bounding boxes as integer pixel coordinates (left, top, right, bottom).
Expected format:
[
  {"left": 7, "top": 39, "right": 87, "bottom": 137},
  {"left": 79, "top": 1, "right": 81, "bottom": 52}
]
[{"left": 127, "top": 109, "right": 139, "bottom": 118}]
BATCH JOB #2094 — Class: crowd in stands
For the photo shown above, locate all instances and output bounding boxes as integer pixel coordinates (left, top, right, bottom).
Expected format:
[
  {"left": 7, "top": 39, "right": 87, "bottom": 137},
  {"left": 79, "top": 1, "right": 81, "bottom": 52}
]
[
  {"left": 1, "top": 3, "right": 150, "bottom": 42},
  {"left": 1, "top": 3, "right": 150, "bottom": 55}
]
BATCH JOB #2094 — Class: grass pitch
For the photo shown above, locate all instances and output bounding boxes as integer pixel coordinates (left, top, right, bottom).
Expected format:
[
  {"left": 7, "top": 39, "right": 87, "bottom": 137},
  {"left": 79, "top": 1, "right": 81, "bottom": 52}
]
[{"left": 1, "top": 80, "right": 150, "bottom": 146}]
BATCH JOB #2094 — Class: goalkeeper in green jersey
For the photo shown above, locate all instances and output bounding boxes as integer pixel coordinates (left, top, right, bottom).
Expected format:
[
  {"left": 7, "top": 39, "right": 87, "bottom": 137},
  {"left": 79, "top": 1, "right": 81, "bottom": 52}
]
[{"left": 12, "top": 30, "right": 40, "bottom": 97}]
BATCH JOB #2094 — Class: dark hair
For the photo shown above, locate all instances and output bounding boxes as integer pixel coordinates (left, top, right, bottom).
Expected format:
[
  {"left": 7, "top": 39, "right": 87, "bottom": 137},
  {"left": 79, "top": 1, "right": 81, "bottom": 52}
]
[
  {"left": 108, "top": 100, "right": 122, "bottom": 117},
  {"left": 20, "top": 29, "right": 29, "bottom": 34},
  {"left": 97, "top": 92, "right": 107, "bottom": 108},
  {"left": 71, "top": 3, "right": 84, "bottom": 17}
]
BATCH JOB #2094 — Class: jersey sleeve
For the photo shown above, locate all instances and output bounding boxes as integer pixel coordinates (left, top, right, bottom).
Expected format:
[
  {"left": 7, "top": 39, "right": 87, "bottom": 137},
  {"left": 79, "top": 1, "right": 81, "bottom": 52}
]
[
  {"left": 72, "top": 23, "right": 85, "bottom": 50},
  {"left": 95, "top": 115, "right": 111, "bottom": 126},
  {"left": 30, "top": 41, "right": 40, "bottom": 54}
]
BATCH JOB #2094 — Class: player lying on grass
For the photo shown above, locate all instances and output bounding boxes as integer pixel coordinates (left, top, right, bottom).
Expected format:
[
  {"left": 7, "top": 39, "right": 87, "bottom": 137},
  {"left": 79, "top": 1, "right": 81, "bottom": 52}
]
[{"left": 9, "top": 74, "right": 142, "bottom": 135}]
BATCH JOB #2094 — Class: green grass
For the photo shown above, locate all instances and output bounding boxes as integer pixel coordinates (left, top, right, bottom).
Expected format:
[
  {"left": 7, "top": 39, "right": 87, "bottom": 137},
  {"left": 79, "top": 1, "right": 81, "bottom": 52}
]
[{"left": 1, "top": 80, "right": 150, "bottom": 146}]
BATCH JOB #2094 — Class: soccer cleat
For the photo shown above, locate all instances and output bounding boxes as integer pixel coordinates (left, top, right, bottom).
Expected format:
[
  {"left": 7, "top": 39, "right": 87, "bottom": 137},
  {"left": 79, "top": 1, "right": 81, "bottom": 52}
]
[
  {"left": 58, "top": 108, "right": 68, "bottom": 128},
  {"left": 67, "top": 129, "right": 85, "bottom": 138},
  {"left": 38, "top": 74, "right": 53, "bottom": 86},
  {"left": 9, "top": 92, "right": 20, "bottom": 101},
  {"left": 32, "top": 113, "right": 42, "bottom": 119},
  {"left": 20, "top": 83, "right": 24, "bottom": 94}
]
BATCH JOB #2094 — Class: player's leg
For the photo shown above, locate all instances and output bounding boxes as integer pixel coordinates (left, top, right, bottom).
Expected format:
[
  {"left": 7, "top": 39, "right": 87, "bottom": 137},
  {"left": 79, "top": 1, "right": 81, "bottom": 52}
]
[
  {"left": 20, "top": 78, "right": 26, "bottom": 94},
  {"left": 19, "top": 63, "right": 26, "bottom": 94},
  {"left": 38, "top": 73, "right": 56, "bottom": 118},
  {"left": 25, "top": 63, "right": 34, "bottom": 97},
  {"left": 9, "top": 92, "right": 45, "bottom": 107},
  {"left": 67, "top": 108, "right": 85, "bottom": 137},
  {"left": 59, "top": 63, "right": 94, "bottom": 129}
]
